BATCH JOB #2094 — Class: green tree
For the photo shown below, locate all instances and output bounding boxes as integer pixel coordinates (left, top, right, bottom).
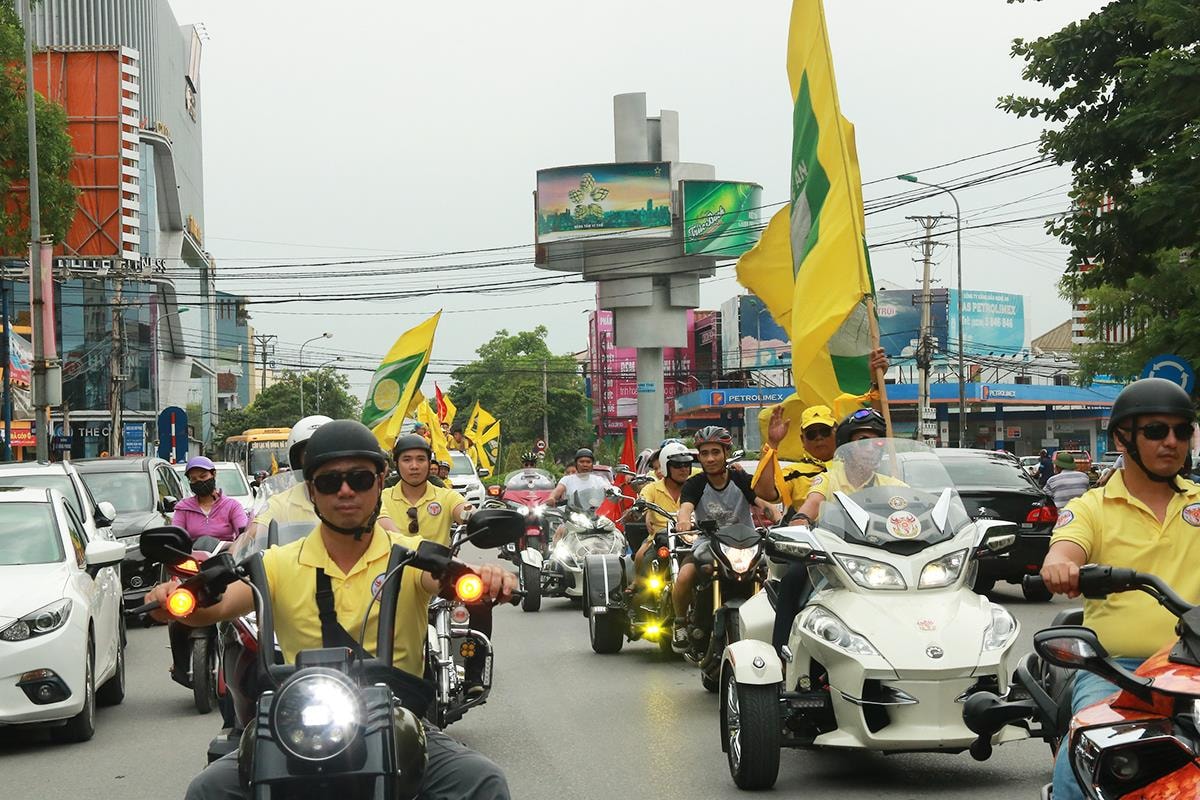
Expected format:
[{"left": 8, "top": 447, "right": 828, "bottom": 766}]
[
  {"left": 0, "top": 0, "right": 78, "bottom": 256},
  {"left": 213, "top": 368, "right": 360, "bottom": 448},
  {"left": 446, "top": 327, "right": 590, "bottom": 466},
  {"left": 1002, "top": 0, "right": 1200, "bottom": 381}
]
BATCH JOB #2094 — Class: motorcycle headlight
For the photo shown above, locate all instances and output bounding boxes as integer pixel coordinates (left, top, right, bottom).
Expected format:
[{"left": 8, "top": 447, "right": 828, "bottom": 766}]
[
  {"left": 919, "top": 549, "right": 968, "bottom": 589},
  {"left": 834, "top": 554, "right": 906, "bottom": 590},
  {"left": 532, "top": 504, "right": 545, "bottom": 518},
  {"left": 0, "top": 598, "right": 72, "bottom": 642},
  {"left": 553, "top": 542, "right": 571, "bottom": 561},
  {"left": 982, "top": 604, "right": 1018, "bottom": 651},
  {"left": 272, "top": 671, "right": 362, "bottom": 761},
  {"left": 802, "top": 607, "right": 878, "bottom": 656},
  {"left": 570, "top": 513, "right": 591, "bottom": 528},
  {"left": 719, "top": 543, "right": 760, "bottom": 574},
  {"left": 1071, "top": 720, "right": 1194, "bottom": 800}
]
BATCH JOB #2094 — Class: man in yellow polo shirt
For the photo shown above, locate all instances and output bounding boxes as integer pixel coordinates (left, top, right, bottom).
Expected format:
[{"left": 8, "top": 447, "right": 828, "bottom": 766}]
[
  {"left": 1040, "top": 378, "right": 1200, "bottom": 800},
  {"left": 148, "top": 420, "right": 516, "bottom": 800},
  {"left": 630, "top": 442, "right": 693, "bottom": 580}
]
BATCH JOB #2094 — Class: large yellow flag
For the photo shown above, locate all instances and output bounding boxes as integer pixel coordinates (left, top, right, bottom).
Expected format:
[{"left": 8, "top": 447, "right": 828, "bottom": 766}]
[
  {"left": 465, "top": 403, "right": 500, "bottom": 471},
  {"left": 415, "top": 397, "right": 453, "bottom": 465},
  {"left": 362, "top": 312, "right": 441, "bottom": 449}
]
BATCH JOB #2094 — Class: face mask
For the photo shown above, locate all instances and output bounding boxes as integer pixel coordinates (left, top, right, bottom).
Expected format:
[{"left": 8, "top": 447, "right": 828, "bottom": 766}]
[{"left": 190, "top": 478, "right": 217, "bottom": 497}]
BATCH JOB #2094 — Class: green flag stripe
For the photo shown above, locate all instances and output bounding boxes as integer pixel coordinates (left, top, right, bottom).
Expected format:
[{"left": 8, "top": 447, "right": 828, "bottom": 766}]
[
  {"left": 361, "top": 352, "right": 425, "bottom": 429},
  {"left": 831, "top": 354, "right": 871, "bottom": 396},
  {"left": 790, "top": 72, "right": 831, "bottom": 276}
]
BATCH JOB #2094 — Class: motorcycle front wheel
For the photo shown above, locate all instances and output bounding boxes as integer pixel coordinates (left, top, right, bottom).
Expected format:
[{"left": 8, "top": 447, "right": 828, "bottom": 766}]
[
  {"left": 722, "top": 670, "right": 781, "bottom": 790},
  {"left": 521, "top": 562, "right": 542, "bottom": 612},
  {"left": 192, "top": 637, "right": 218, "bottom": 714}
]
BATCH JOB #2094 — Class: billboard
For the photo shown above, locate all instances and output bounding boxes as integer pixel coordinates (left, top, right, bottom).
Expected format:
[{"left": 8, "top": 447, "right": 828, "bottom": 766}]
[
  {"left": 588, "top": 309, "right": 697, "bottom": 433},
  {"left": 536, "top": 162, "right": 671, "bottom": 243},
  {"left": 949, "top": 290, "right": 1027, "bottom": 357},
  {"left": 720, "top": 295, "right": 790, "bottom": 370},
  {"left": 875, "top": 289, "right": 949, "bottom": 362},
  {"left": 681, "top": 180, "right": 763, "bottom": 256}
]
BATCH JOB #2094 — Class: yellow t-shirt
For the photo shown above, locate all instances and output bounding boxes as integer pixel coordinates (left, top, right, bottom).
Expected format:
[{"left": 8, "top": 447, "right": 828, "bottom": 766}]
[
  {"left": 379, "top": 481, "right": 467, "bottom": 547},
  {"left": 781, "top": 459, "right": 830, "bottom": 509},
  {"left": 1050, "top": 470, "right": 1200, "bottom": 658},
  {"left": 806, "top": 460, "right": 906, "bottom": 501},
  {"left": 638, "top": 479, "right": 681, "bottom": 536},
  {"left": 260, "top": 524, "right": 431, "bottom": 677},
  {"left": 254, "top": 482, "right": 316, "bottom": 529}
]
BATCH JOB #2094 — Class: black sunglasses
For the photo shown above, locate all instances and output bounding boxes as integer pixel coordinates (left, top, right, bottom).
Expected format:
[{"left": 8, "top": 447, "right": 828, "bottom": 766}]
[
  {"left": 1136, "top": 421, "right": 1194, "bottom": 442},
  {"left": 406, "top": 506, "right": 419, "bottom": 534},
  {"left": 312, "top": 469, "right": 377, "bottom": 495},
  {"left": 803, "top": 426, "right": 832, "bottom": 440}
]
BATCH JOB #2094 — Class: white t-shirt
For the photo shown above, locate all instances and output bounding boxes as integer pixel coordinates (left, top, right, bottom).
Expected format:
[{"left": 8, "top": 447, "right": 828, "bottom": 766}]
[{"left": 557, "top": 472, "right": 612, "bottom": 506}]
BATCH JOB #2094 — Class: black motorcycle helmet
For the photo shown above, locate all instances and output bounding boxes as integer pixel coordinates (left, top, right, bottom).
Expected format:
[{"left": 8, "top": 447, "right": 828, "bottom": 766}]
[
  {"left": 835, "top": 408, "right": 888, "bottom": 448},
  {"left": 573, "top": 448, "right": 594, "bottom": 463},
  {"left": 392, "top": 433, "right": 433, "bottom": 461},
  {"left": 521, "top": 451, "right": 537, "bottom": 466},
  {"left": 1108, "top": 378, "right": 1195, "bottom": 490},
  {"left": 303, "top": 420, "right": 387, "bottom": 539}
]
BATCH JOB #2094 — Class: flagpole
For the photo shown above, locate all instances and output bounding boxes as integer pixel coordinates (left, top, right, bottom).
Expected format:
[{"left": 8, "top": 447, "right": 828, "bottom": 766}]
[{"left": 864, "top": 296, "right": 893, "bottom": 433}]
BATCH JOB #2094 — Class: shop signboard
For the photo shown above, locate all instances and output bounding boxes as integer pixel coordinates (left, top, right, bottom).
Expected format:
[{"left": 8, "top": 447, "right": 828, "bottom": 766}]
[{"left": 535, "top": 162, "right": 672, "bottom": 243}]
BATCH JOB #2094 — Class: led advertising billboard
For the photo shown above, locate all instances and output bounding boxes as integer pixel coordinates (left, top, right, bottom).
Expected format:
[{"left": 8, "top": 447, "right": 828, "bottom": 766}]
[
  {"left": 681, "top": 180, "right": 763, "bottom": 256},
  {"left": 536, "top": 162, "right": 672, "bottom": 243}
]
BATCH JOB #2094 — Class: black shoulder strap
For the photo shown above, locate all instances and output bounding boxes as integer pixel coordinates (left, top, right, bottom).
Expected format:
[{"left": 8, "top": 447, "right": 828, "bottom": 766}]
[{"left": 314, "top": 568, "right": 372, "bottom": 660}]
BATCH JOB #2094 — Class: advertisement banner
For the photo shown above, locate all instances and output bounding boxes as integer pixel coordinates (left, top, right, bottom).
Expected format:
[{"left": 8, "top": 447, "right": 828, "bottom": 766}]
[
  {"left": 7, "top": 330, "right": 31, "bottom": 387},
  {"left": 536, "top": 162, "right": 672, "bottom": 243},
  {"left": 721, "top": 295, "right": 790, "bottom": 370},
  {"left": 681, "top": 180, "right": 763, "bottom": 256},
  {"left": 875, "top": 289, "right": 949, "bottom": 362},
  {"left": 949, "top": 290, "right": 1027, "bottom": 357}
]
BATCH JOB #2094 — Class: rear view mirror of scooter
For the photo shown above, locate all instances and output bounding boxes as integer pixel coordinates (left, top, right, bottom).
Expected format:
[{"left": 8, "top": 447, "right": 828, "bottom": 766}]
[
  {"left": 1033, "top": 626, "right": 1154, "bottom": 700},
  {"left": 464, "top": 508, "right": 525, "bottom": 550},
  {"left": 139, "top": 526, "right": 196, "bottom": 566}
]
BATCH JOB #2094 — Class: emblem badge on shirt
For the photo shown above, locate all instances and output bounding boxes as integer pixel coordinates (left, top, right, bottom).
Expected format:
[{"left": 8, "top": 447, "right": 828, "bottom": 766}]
[
  {"left": 916, "top": 619, "right": 936, "bottom": 631},
  {"left": 427, "top": 502, "right": 442, "bottom": 517},
  {"left": 1182, "top": 503, "right": 1200, "bottom": 527},
  {"left": 888, "top": 496, "right": 908, "bottom": 510},
  {"left": 1055, "top": 509, "right": 1074, "bottom": 529},
  {"left": 811, "top": 475, "right": 824, "bottom": 489},
  {"left": 886, "top": 511, "right": 921, "bottom": 540},
  {"left": 371, "top": 573, "right": 387, "bottom": 596}
]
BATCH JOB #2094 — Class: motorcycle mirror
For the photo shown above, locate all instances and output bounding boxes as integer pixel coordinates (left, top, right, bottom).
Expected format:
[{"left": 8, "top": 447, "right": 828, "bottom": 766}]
[
  {"left": 766, "top": 533, "right": 812, "bottom": 561},
  {"left": 465, "top": 508, "right": 525, "bottom": 549},
  {"left": 698, "top": 519, "right": 719, "bottom": 535},
  {"left": 1031, "top": 626, "right": 1153, "bottom": 699},
  {"left": 139, "top": 526, "right": 195, "bottom": 565}
]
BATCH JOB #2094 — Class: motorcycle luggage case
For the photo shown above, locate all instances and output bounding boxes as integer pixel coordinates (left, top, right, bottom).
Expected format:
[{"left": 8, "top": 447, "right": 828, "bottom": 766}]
[{"left": 582, "top": 553, "right": 629, "bottom": 613}]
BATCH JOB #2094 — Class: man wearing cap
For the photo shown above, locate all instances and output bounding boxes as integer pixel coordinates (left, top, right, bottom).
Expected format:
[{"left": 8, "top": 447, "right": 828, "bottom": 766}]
[
  {"left": 753, "top": 404, "right": 838, "bottom": 512},
  {"left": 1044, "top": 451, "right": 1089, "bottom": 509},
  {"left": 172, "top": 456, "right": 248, "bottom": 542}
]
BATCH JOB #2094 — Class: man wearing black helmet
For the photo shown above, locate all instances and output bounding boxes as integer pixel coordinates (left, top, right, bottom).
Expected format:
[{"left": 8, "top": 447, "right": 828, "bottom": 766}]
[
  {"left": 148, "top": 420, "right": 516, "bottom": 800},
  {"left": 1040, "top": 378, "right": 1200, "bottom": 800},
  {"left": 521, "top": 452, "right": 538, "bottom": 468},
  {"left": 548, "top": 448, "right": 613, "bottom": 547}
]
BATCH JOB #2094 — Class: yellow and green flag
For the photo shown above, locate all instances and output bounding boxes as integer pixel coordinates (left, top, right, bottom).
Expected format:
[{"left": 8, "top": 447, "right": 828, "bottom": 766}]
[
  {"left": 362, "top": 311, "right": 441, "bottom": 449},
  {"left": 465, "top": 403, "right": 500, "bottom": 471},
  {"left": 415, "top": 395, "right": 453, "bottom": 465}
]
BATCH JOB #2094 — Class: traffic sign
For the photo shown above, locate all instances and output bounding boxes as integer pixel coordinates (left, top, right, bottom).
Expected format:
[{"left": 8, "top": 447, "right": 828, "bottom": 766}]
[
  {"left": 535, "top": 439, "right": 547, "bottom": 452},
  {"left": 1141, "top": 354, "right": 1195, "bottom": 395},
  {"left": 157, "top": 406, "right": 188, "bottom": 463}
]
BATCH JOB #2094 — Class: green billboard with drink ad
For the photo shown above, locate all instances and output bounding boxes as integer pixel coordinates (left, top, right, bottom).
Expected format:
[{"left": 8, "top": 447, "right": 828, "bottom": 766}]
[{"left": 681, "top": 180, "right": 763, "bottom": 256}]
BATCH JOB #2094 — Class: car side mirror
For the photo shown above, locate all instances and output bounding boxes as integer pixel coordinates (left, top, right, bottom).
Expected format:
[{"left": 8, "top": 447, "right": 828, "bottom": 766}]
[
  {"left": 138, "top": 526, "right": 194, "bottom": 565},
  {"left": 95, "top": 501, "right": 117, "bottom": 526},
  {"left": 84, "top": 539, "right": 125, "bottom": 576},
  {"left": 159, "top": 495, "right": 178, "bottom": 514},
  {"left": 477, "top": 468, "right": 490, "bottom": 479},
  {"left": 1033, "top": 626, "right": 1153, "bottom": 700},
  {"left": 465, "top": 508, "right": 524, "bottom": 549}
]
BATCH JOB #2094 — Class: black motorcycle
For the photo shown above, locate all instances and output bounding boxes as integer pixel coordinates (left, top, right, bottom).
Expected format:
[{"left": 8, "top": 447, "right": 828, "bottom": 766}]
[{"left": 132, "top": 509, "right": 524, "bottom": 799}]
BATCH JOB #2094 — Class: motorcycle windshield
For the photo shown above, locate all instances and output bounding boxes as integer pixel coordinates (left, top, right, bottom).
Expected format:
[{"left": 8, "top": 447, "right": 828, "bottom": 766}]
[
  {"left": 504, "top": 469, "right": 555, "bottom": 491},
  {"left": 816, "top": 439, "right": 971, "bottom": 552},
  {"left": 249, "top": 470, "right": 302, "bottom": 518},
  {"left": 568, "top": 486, "right": 606, "bottom": 513}
]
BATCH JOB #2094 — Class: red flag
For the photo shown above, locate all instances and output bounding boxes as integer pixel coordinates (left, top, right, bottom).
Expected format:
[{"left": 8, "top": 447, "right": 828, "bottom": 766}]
[
  {"left": 434, "top": 383, "right": 448, "bottom": 423},
  {"left": 616, "top": 419, "right": 637, "bottom": 489}
]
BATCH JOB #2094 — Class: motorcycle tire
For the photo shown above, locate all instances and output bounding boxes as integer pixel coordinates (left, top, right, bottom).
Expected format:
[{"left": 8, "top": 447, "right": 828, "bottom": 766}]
[
  {"left": 589, "top": 611, "right": 626, "bottom": 654},
  {"left": 521, "top": 562, "right": 542, "bottom": 612},
  {"left": 972, "top": 574, "right": 996, "bottom": 595},
  {"left": 192, "top": 637, "right": 218, "bottom": 715},
  {"left": 722, "top": 670, "right": 781, "bottom": 790}
]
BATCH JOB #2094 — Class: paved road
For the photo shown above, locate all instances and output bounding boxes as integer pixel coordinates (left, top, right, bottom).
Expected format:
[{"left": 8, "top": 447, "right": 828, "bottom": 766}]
[{"left": 2, "top": 579, "right": 1076, "bottom": 800}]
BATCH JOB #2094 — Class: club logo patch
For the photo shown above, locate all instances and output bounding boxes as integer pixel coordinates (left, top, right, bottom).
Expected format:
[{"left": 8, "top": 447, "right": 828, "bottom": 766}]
[
  {"left": 427, "top": 502, "right": 442, "bottom": 517},
  {"left": 888, "top": 496, "right": 908, "bottom": 510},
  {"left": 1182, "top": 503, "right": 1200, "bottom": 527},
  {"left": 810, "top": 475, "right": 825, "bottom": 490},
  {"left": 1055, "top": 509, "right": 1074, "bottom": 529},
  {"left": 371, "top": 573, "right": 387, "bottom": 596},
  {"left": 917, "top": 619, "right": 936, "bottom": 631},
  {"left": 886, "top": 511, "right": 922, "bottom": 540}
]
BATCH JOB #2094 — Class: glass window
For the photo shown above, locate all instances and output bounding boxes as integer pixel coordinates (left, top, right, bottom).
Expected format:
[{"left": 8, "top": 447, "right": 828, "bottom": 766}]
[
  {"left": 215, "top": 466, "right": 250, "bottom": 497},
  {"left": 449, "top": 452, "right": 476, "bottom": 476},
  {"left": 79, "top": 471, "right": 155, "bottom": 514},
  {"left": 0, "top": 473, "right": 83, "bottom": 519},
  {"left": 0, "top": 503, "right": 64, "bottom": 566},
  {"left": 940, "top": 456, "right": 1034, "bottom": 489},
  {"left": 63, "top": 502, "right": 87, "bottom": 566},
  {"left": 156, "top": 467, "right": 175, "bottom": 501}
]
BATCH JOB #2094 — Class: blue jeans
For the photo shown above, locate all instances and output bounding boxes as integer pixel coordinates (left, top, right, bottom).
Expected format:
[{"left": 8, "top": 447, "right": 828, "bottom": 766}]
[{"left": 1050, "top": 657, "right": 1143, "bottom": 800}]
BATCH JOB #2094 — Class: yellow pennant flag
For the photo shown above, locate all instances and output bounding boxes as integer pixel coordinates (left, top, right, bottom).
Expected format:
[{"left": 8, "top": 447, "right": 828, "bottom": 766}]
[
  {"left": 415, "top": 397, "right": 453, "bottom": 465},
  {"left": 465, "top": 403, "right": 500, "bottom": 471},
  {"left": 362, "top": 312, "right": 441, "bottom": 449}
]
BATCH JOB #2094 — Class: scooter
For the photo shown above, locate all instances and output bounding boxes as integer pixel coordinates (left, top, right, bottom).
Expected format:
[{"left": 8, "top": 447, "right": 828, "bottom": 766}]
[
  {"left": 718, "top": 438, "right": 1027, "bottom": 790},
  {"left": 131, "top": 509, "right": 525, "bottom": 799},
  {"left": 166, "top": 535, "right": 231, "bottom": 716},
  {"left": 963, "top": 565, "right": 1200, "bottom": 799}
]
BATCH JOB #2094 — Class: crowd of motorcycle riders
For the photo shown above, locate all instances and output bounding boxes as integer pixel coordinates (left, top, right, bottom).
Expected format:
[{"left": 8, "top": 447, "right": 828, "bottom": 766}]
[{"left": 142, "top": 363, "right": 1200, "bottom": 800}]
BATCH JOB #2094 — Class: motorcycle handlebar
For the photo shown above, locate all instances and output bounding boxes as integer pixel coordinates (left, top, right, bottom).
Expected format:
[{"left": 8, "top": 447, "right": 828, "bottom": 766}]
[{"left": 1024, "top": 565, "right": 1191, "bottom": 614}]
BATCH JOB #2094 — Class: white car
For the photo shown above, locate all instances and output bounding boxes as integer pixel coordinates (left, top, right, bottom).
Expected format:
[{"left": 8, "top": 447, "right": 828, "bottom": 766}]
[
  {"left": 447, "top": 450, "right": 485, "bottom": 507},
  {"left": 0, "top": 487, "right": 126, "bottom": 742},
  {"left": 173, "top": 460, "right": 256, "bottom": 516},
  {"left": 0, "top": 461, "right": 119, "bottom": 546}
]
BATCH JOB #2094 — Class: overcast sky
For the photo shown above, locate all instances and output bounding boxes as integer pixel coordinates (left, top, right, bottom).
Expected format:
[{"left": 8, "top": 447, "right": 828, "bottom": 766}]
[{"left": 166, "top": 0, "right": 1104, "bottom": 399}]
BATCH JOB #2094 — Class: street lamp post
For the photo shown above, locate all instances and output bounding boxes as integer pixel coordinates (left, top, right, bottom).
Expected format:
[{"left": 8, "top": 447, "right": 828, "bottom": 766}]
[
  {"left": 298, "top": 333, "right": 332, "bottom": 417},
  {"left": 314, "top": 356, "right": 343, "bottom": 415},
  {"left": 899, "top": 174, "right": 965, "bottom": 448}
]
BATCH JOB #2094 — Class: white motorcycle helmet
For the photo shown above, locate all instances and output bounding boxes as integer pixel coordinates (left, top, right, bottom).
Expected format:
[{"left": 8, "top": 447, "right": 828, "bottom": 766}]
[
  {"left": 659, "top": 441, "right": 695, "bottom": 475},
  {"left": 286, "top": 415, "right": 333, "bottom": 469}
]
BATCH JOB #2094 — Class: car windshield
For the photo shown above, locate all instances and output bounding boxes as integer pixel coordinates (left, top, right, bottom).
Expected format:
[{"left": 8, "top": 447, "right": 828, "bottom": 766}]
[
  {"left": 79, "top": 470, "right": 154, "bottom": 514},
  {"left": 0, "top": 503, "right": 63, "bottom": 565},
  {"left": 0, "top": 474, "right": 83, "bottom": 519},
  {"left": 504, "top": 469, "right": 555, "bottom": 490},
  {"left": 939, "top": 455, "right": 1035, "bottom": 490},
  {"left": 216, "top": 467, "right": 250, "bottom": 497},
  {"left": 1020, "top": 456, "right": 1040, "bottom": 466},
  {"left": 817, "top": 439, "right": 971, "bottom": 553},
  {"left": 450, "top": 452, "right": 476, "bottom": 476}
]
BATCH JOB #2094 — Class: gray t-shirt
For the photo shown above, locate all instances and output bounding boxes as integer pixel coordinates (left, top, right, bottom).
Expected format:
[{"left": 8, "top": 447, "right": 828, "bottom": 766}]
[
  {"left": 1045, "top": 469, "right": 1090, "bottom": 508},
  {"left": 681, "top": 470, "right": 757, "bottom": 528}
]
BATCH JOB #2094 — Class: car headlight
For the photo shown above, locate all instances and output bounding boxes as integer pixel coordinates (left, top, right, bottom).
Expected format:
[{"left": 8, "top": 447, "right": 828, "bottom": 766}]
[
  {"left": 272, "top": 671, "right": 362, "bottom": 761},
  {"left": 0, "top": 598, "right": 73, "bottom": 642},
  {"left": 982, "top": 604, "right": 1018, "bottom": 651},
  {"left": 802, "top": 607, "right": 878, "bottom": 656},
  {"left": 919, "top": 549, "right": 968, "bottom": 589},
  {"left": 720, "top": 543, "right": 760, "bottom": 574},
  {"left": 834, "top": 553, "right": 906, "bottom": 590}
]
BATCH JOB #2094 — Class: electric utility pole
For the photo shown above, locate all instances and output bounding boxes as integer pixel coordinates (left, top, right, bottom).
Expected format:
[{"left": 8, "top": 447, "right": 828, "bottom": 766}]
[
  {"left": 253, "top": 334, "right": 277, "bottom": 395},
  {"left": 108, "top": 272, "right": 126, "bottom": 455},
  {"left": 907, "top": 215, "right": 950, "bottom": 443},
  {"left": 542, "top": 358, "right": 549, "bottom": 456}
]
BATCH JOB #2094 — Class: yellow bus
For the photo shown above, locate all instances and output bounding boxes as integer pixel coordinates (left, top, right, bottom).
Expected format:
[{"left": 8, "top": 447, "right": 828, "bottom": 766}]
[{"left": 223, "top": 427, "right": 292, "bottom": 476}]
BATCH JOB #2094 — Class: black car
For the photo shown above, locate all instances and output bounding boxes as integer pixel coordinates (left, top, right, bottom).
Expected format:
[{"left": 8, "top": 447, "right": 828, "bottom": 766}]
[
  {"left": 74, "top": 456, "right": 191, "bottom": 613},
  {"left": 932, "top": 448, "right": 1058, "bottom": 600}
]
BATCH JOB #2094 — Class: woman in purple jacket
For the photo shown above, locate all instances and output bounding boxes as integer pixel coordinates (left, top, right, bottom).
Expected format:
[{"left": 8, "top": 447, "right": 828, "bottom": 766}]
[{"left": 172, "top": 456, "right": 248, "bottom": 542}]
